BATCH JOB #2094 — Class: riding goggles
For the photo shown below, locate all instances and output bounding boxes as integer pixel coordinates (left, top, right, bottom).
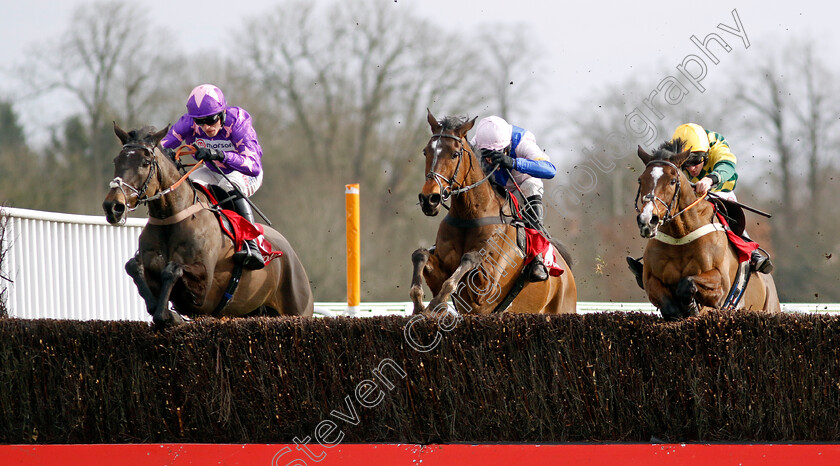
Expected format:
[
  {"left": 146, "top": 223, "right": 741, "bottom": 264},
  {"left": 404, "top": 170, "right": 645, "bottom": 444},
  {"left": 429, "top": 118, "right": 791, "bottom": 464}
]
[
  {"left": 683, "top": 153, "right": 707, "bottom": 168},
  {"left": 193, "top": 112, "right": 222, "bottom": 126}
]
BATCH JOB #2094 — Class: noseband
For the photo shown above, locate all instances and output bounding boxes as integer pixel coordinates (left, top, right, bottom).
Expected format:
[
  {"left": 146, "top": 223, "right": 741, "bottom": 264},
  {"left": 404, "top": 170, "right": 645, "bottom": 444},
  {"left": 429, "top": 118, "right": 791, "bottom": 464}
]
[
  {"left": 425, "top": 133, "right": 465, "bottom": 201},
  {"left": 634, "top": 160, "right": 682, "bottom": 224}
]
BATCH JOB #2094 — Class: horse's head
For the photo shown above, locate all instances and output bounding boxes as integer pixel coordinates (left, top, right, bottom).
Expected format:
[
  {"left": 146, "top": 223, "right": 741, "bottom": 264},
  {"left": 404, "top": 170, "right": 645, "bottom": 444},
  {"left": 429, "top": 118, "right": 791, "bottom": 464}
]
[
  {"left": 418, "top": 109, "right": 477, "bottom": 216},
  {"left": 635, "top": 140, "right": 691, "bottom": 238},
  {"left": 103, "top": 123, "right": 171, "bottom": 225}
]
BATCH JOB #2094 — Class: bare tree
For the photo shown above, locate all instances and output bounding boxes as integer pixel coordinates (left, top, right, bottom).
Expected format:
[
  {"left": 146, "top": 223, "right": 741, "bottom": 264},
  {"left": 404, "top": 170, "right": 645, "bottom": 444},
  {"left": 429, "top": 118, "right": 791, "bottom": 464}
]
[
  {"left": 474, "top": 25, "right": 545, "bottom": 121},
  {"left": 734, "top": 40, "right": 840, "bottom": 301},
  {"left": 16, "top": 1, "right": 181, "bottom": 152},
  {"left": 236, "top": 0, "right": 499, "bottom": 300}
]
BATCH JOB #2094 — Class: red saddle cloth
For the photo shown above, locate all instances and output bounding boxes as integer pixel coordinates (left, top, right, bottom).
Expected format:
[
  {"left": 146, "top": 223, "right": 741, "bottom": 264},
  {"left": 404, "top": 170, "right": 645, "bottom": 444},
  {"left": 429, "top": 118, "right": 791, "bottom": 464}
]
[
  {"left": 524, "top": 228, "right": 564, "bottom": 277},
  {"left": 197, "top": 185, "right": 283, "bottom": 266},
  {"left": 509, "top": 195, "right": 563, "bottom": 277},
  {"left": 714, "top": 207, "right": 759, "bottom": 263}
]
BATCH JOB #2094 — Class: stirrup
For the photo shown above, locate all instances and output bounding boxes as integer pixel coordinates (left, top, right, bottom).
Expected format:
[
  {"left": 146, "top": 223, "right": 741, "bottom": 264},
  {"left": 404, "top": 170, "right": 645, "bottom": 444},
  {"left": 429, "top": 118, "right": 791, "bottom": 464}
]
[
  {"left": 751, "top": 249, "right": 773, "bottom": 274},
  {"left": 526, "top": 255, "right": 549, "bottom": 282},
  {"left": 234, "top": 239, "right": 265, "bottom": 270}
]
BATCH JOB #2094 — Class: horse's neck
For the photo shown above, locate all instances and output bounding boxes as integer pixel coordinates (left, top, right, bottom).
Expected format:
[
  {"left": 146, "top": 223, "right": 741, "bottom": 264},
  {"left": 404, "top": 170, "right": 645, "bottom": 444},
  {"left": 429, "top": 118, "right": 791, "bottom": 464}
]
[
  {"left": 147, "top": 157, "right": 196, "bottom": 219},
  {"left": 449, "top": 155, "right": 504, "bottom": 218},
  {"left": 660, "top": 184, "right": 713, "bottom": 237}
]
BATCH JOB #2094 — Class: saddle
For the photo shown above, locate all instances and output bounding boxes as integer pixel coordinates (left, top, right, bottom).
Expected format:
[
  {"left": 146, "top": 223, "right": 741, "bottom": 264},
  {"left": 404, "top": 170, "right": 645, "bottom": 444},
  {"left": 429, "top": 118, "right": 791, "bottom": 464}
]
[
  {"left": 196, "top": 184, "right": 283, "bottom": 264},
  {"left": 708, "top": 198, "right": 759, "bottom": 263},
  {"left": 506, "top": 193, "right": 563, "bottom": 277}
]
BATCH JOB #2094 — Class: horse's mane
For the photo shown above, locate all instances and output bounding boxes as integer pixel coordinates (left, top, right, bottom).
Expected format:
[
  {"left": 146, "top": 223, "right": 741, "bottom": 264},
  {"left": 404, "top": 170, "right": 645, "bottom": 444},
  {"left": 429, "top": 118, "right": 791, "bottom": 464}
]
[
  {"left": 438, "top": 114, "right": 480, "bottom": 155},
  {"left": 439, "top": 115, "right": 468, "bottom": 131},
  {"left": 121, "top": 126, "right": 161, "bottom": 145},
  {"left": 651, "top": 138, "right": 687, "bottom": 161}
]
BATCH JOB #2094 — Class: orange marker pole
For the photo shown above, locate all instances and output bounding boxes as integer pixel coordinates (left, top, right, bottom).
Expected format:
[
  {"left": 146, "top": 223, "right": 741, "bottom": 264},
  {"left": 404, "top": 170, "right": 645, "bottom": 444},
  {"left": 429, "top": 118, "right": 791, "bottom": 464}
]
[{"left": 345, "top": 184, "right": 360, "bottom": 316}]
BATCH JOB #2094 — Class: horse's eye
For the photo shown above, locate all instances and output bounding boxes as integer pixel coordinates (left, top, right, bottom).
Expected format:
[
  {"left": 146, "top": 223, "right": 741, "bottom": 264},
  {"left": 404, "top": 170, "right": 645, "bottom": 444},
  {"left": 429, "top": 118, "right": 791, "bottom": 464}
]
[
  {"left": 452, "top": 151, "right": 461, "bottom": 159},
  {"left": 141, "top": 159, "right": 151, "bottom": 167},
  {"left": 670, "top": 178, "right": 677, "bottom": 185}
]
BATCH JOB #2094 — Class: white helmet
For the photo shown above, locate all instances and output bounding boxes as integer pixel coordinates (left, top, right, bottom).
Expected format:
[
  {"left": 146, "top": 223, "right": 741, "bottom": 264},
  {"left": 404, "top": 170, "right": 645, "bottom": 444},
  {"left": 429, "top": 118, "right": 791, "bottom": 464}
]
[{"left": 474, "top": 116, "right": 513, "bottom": 151}]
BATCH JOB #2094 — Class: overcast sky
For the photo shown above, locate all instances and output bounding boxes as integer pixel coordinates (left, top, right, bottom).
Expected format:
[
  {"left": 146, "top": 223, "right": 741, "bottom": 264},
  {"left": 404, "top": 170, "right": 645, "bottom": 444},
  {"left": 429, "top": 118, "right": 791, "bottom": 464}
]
[{"left": 1, "top": 0, "right": 838, "bottom": 143}]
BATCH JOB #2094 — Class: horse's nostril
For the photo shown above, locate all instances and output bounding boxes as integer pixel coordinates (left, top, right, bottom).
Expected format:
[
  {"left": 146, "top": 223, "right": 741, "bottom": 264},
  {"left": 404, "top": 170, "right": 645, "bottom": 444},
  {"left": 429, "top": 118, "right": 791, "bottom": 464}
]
[
  {"left": 650, "top": 215, "right": 660, "bottom": 225},
  {"left": 429, "top": 193, "right": 441, "bottom": 205},
  {"left": 113, "top": 203, "right": 125, "bottom": 215}
]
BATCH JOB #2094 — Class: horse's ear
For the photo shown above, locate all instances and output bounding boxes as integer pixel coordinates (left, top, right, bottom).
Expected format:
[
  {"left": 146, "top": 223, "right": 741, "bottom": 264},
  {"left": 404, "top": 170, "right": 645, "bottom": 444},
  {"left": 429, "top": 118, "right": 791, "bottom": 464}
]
[
  {"left": 671, "top": 149, "right": 691, "bottom": 168},
  {"left": 637, "top": 145, "right": 653, "bottom": 164},
  {"left": 458, "top": 116, "right": 477, "bottom": 137},
  {"left": 153, "top": 125, "right": 171, "bottom": 145},
  {"left": 427, "top": 108, "right": 441, "bottom": 134},
  {"left": 114, "top": 122, "right": 129, "bottom": 145}
]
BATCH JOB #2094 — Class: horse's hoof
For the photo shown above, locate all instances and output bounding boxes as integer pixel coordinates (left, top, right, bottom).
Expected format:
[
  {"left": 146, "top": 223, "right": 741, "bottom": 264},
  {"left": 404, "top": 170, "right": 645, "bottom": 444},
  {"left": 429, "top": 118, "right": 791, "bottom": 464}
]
[{"left": 153, "top": 312, "right": 186, "bottom": 330}]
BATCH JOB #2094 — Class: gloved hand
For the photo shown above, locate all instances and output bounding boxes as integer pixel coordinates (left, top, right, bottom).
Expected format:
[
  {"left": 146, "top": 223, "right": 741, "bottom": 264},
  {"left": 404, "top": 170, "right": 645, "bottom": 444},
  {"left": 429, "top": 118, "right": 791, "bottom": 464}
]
[
  {"left": 694, "top": 176, "right": 713, "bottom": 195},
  {"left": 481, "top": 148, "right": 515, "bottom": 170},
  {"left": 193, "top": 145, "right": 225, "bottom": 162}
]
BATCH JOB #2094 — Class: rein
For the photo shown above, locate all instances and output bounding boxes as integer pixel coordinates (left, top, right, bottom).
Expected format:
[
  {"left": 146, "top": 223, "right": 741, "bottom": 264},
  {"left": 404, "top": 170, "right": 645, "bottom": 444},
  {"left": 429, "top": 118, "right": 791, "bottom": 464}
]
[
  {"left": 109, "top": 144, "right": 204, "bottom": 222},
  {"left": 426, "top": 133, "right": 497, "bottom": 202}
]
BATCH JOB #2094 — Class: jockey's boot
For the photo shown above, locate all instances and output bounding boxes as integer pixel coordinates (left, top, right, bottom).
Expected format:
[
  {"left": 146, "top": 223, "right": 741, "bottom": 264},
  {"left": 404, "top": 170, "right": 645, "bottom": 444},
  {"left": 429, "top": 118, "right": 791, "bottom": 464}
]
[
  {"left": 750, "top": 248, "right": 774, "bottom": 274},
  {"left": 231, "top": 194, "right": 265, "bottom": 270},
  {"left": 626, "top": 256, "right": 645, "bottom": 289},
  {"left": 523, "top": 195, "right": 545, "bottom": 231},
  {"left": 522, "top": 195, "right": 549, "bottom": 281},
  {"left": 525, "top": 253, "right": 549, "bottom": 282}
]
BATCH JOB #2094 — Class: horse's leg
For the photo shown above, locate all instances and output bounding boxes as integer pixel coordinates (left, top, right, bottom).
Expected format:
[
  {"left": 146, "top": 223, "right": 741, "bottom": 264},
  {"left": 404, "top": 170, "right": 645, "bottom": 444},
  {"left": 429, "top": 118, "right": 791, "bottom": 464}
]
[
  {"left": 424, "top": 251, "right": 482, "bottom": 314},
  {"left": 125, "top": 256, "right": 157, "bottom": 316},
  {"left": 152, "top": 261, "right": 186, "bottom": 329},
  {"left": 410, "top": 248, "right": 431, "bottom": 314},
  {"left": 646, "top": 277, "right": 682, "bottom": 321},
  {"left": 677, "top": 269, "right": 725, "bottom": 315}
]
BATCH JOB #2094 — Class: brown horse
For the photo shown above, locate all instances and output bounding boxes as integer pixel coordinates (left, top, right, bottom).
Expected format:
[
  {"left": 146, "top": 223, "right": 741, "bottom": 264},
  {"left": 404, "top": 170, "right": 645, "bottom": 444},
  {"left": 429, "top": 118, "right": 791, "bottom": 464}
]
[
  {"left": 410, "top": 110, "right": 576, "bottom": 315},
  {"left": 635, "top": 140, "right": 780, "bottom": 320},
  {"left": 103, "top": 124, "right": 313, "bottom": 329}
]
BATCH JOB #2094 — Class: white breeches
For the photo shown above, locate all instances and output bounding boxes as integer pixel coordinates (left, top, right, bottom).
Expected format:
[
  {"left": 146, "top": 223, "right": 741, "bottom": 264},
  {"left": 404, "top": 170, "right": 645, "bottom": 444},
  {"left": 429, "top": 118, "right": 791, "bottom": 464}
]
[{"left": 189, "top": 165, "right": 263, "bottom": 197}]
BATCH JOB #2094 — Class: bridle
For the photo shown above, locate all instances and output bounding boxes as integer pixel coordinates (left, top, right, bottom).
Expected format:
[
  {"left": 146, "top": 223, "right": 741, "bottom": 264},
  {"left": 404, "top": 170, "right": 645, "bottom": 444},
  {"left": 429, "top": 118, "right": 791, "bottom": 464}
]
[
  {"left": 109, "top": 143, "right": 199, "bottom": 211},
  {"left": 109, "top": 143, "right": 162, "bottom": 212},
  {"left": 424, "top": 132, "right": 497, "bottom": 202},
  {"left": 635, "top": 159, "right": 706, "bottom": 225}
]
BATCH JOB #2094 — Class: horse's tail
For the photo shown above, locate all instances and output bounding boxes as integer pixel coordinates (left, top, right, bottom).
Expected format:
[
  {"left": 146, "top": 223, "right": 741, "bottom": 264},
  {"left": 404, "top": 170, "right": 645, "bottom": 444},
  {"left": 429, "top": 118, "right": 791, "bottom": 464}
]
[{"left": 550, "top": 238, "right": 574, "bottom": 269}]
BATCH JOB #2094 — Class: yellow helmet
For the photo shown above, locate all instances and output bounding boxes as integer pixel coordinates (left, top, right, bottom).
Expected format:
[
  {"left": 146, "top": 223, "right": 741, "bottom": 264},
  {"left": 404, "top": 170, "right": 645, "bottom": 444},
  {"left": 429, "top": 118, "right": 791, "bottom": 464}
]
[{"left": 672, "top": 123, "right": 709, "bottom": 153}]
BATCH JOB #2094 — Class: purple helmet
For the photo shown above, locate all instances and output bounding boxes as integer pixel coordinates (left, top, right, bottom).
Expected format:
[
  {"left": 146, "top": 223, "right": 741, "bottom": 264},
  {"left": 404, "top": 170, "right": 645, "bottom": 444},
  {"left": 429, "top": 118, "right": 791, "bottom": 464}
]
[{"left": 185, "top": 84, "right": 226, "bottom": 118}]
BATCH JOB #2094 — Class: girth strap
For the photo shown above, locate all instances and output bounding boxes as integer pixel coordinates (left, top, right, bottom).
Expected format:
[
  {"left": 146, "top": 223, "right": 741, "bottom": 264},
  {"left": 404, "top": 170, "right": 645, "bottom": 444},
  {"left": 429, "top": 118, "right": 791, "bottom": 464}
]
[
  {"left": 722, "top": 260, "right": 752, "bottom": 310},
  {"left": 491, "top": 269, "right": 529, "bottom": 314},
  {"left": 212, "top": 262, "right": 244, "bottom": 317}
]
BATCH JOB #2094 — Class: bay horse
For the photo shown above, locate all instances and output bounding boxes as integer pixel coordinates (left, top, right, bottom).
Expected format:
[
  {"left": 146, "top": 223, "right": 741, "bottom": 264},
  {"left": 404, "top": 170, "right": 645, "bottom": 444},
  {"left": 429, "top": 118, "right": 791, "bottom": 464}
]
[
  {"left": 103, "top": 124, "right": 313, "bottom": 329},
  {"left": 635, "top": 140, "right": 780, "bottom": 320},
  {"left": 410, "top": 110, "right": 576, "bottom": 315}
]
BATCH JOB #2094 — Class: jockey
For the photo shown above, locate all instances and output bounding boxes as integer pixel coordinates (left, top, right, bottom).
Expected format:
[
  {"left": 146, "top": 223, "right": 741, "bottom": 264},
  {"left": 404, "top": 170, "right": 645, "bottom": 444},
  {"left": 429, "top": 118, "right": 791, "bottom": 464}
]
[
  {"left": 627, "top": 123, "right": 773, "bottom": 288},
  {"left": 471, "top": 116, "right": 557, "bottom": 282},
  {"left": 161, "top": 84, "right": 265, "bottom": 270}
]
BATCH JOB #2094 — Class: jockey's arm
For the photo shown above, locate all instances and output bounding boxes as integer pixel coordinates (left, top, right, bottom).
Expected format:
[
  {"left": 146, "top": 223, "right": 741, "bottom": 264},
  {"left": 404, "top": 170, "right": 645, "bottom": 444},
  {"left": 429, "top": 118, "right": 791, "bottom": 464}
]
[
  {"left": 513, "top": 157, "right": 556, "bottom": 179},
  {"left": 707, "top": 133, "right": 737, "bottom": 190},
  {"left": 220, "top": 114, "right": 263, "bottom": 178},
  {"left": 512, "top": 134, "right": 556, "bottom": 180}
]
